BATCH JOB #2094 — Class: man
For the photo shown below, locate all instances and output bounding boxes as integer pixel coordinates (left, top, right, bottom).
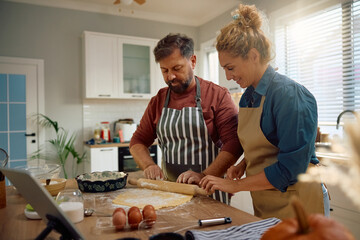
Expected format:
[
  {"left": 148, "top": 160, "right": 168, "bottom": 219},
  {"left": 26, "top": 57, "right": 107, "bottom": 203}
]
[{"left": 129, "top": 33, "right": 243, "bottom": 203}]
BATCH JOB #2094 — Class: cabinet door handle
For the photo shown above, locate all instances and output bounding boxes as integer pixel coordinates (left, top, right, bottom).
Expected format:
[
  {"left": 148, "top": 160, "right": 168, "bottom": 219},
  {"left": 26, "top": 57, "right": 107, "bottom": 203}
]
[
  {"left": 123, "top": 155, "right": 133, "bottom": 159},
  {"left": 100, "top": 149, "right": 113, "bottom": 152},
  {"left": 25, "top": 133, "right": 36, "bottom": 137},
  {"left": 98, "top": 94, "right": 111, "bottom": 97},
  {"left": 131, "top": 95, "right": 143, "bottom": 98},
  {"left": 149, "top": 153, "right": 155, "bottom": 157}
]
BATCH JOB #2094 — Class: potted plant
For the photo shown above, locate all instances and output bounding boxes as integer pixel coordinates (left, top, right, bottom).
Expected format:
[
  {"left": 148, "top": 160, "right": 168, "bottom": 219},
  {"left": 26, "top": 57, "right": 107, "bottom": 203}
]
[{"left": 30, "top": 114, "right": 86, "bottom": 179}]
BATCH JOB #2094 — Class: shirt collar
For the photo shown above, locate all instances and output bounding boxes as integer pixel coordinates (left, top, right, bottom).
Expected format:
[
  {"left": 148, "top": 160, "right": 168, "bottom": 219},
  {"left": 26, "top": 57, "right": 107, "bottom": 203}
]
[{"left": 254, "top": 65, "right": 276, "bottom": 96}]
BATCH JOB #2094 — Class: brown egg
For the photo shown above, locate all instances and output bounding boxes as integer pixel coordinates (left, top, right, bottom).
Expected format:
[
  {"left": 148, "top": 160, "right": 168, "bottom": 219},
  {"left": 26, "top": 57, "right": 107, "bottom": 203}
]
[
  {"left": 142, "top": 209, "right": 157, "bottom": 227},
  {"left": 128, "top": 206, "right": 140, "bottom": 215},
  {"left": 142, "top": 205, "right": 155, "bottom": 213},
  {"left": 112, "top": 211, "right": 126, "bottom": 230},
  {"left": 128, "top": 209, "right": 142, "bottom": 229},
  {"left": 142, "top": 205, "right": 156, "bottom": 220},
  {"left": 113, "top": 207, "right": 126, "bottom": 216}
]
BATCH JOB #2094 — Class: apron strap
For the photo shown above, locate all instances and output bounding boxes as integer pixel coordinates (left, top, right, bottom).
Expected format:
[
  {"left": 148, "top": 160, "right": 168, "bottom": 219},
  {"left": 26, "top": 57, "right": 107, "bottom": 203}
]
[
  {"left": 164, "top": 87, "right": 171, "bottom": 108},
  {"left": 195, "top": 77, "right": 202, "bottom": 109}
]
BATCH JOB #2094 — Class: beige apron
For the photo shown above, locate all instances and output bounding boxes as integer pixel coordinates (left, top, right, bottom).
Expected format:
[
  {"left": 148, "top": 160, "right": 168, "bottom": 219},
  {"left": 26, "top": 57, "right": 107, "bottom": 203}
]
[{"left": 237, "top": 96, "right": 324, "bottom": 219}]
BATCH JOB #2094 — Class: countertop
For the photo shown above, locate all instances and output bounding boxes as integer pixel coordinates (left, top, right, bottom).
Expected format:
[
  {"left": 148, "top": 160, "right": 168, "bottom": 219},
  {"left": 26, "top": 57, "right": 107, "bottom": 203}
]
[
  {"left": 85, "top": 142, "right": 158, "bottom": 148},
  {"left": 0, "top": 171, "right": 260, "bottom": 240}
]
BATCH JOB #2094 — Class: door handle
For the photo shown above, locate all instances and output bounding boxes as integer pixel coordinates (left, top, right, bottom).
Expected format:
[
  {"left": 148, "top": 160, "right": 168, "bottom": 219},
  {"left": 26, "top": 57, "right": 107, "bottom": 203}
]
[
  {"left": 100, "top": 149, "right": 113, "bottom": 152},
  {"left": 25, "top": 133, "right": 36, "bottom": 137}
]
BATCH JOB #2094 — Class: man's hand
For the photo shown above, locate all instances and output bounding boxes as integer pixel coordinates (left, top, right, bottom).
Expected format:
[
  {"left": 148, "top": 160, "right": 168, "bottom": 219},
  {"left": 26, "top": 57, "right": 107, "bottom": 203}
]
[
  {"left": 143, "top": 165, "right": 164, "bottom": 180},
  {"left": 176, "top": 170, "right": 205, "bottom": 184},
  {"left": 226, "top": 161, "right": 246, "bottom": 180}
]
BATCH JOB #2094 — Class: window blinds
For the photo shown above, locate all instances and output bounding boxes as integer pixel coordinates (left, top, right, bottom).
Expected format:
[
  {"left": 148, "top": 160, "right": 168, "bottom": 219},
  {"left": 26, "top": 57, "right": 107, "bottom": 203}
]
[{"left": 275, "top": 0, "right": 360, "bottom": 124}]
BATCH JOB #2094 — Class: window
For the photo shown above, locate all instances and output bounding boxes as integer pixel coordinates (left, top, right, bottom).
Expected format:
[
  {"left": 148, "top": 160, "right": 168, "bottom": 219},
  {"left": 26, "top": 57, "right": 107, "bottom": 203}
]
[
  {"left": 206, "top": 50, "right": 219, "bottom": 85},
  {"left": 275, "top": 0, "right": 360, "bottom": 133},
  {"left": 200, "top": 39, "right": 219, "bottom": 85}
]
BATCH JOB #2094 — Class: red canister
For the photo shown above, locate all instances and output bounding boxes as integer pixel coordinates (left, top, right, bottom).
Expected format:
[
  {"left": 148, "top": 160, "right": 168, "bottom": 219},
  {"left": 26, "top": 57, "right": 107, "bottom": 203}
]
[{"left": 100, "top": 122, "right": 111, "bottom": 142}]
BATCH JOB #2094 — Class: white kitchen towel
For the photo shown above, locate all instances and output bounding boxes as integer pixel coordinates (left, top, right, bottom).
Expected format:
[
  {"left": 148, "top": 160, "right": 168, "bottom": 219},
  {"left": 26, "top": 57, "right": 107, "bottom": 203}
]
[{"left": 185, "top": 217, "right": 281, "bottom": 240}]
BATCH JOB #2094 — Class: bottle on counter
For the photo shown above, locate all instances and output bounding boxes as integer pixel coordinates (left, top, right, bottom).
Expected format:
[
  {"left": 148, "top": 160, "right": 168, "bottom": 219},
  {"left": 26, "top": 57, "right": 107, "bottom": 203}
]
[
  {"left": 100, "top": 121, "right": 111, "bottom": 142},
  {"left": 94, "top": 124, "right": 101, "bottom": 141}
]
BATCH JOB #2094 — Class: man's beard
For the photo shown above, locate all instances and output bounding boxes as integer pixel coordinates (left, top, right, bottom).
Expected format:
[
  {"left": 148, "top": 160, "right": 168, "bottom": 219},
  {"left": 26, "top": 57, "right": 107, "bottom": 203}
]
[{"left": 167, "top": 74, "right": 193, "bottom": 94}]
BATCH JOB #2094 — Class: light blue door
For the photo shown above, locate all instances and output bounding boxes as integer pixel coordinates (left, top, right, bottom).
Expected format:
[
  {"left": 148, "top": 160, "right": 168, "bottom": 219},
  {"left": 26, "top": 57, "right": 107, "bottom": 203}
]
[
  {"left": 0, "top": 57, "right": 44, "bottom": 186},
  {"left": 0, "top": 73, "right": 27, "bottom": 169}
]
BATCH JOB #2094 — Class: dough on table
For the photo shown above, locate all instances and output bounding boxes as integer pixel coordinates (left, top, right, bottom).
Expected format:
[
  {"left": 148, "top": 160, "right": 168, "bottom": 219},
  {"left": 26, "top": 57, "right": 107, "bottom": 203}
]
[{"left": 112, "top": 188, "right": 193, "bottom": 209}]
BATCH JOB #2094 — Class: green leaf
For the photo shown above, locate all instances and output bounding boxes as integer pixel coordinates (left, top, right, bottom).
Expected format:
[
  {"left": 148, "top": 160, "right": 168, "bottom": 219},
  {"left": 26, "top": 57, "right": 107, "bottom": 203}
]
[
  {"left": 26, "top": 204, "right": 34, "bottom": 212},
  {"left": 29, "top": 114, "right": 86, "bottom": 179}
]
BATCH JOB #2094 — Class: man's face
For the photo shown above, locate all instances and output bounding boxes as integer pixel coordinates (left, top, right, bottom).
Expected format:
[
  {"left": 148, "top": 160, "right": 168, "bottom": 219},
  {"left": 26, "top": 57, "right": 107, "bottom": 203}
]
[{"left": 159, "top": 48, "right": 196, "bottom": 94}]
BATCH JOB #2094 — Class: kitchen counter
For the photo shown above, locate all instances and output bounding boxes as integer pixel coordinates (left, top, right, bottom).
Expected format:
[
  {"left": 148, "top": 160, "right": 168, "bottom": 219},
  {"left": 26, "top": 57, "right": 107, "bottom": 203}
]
[
  {"left": 85, "top": 141, "right": 158, "bottom": 148},
  {"left": 0, "top": 172, "right": 261, "bottom": 240}
]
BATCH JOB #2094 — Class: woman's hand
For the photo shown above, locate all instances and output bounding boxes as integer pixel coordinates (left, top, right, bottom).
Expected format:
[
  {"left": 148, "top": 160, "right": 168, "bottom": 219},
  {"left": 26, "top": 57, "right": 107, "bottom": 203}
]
[
  {"left": 199, "top": 175, "right": 240, "bottom": 194},
  {"left": 176, "top": 170, "right": 205, "bottom": 184},
  {"left": 227, "top": 161, "right": 246, "bottom": 180},
  {"left": 144, "top": 165, "right": 164, "bottom": 180}
]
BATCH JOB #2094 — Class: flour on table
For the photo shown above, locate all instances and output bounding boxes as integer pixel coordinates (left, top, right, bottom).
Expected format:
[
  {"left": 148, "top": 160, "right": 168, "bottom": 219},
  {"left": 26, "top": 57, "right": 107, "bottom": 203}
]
[{"left": 112, "top": 188, "right": 193, "bottom": 209}]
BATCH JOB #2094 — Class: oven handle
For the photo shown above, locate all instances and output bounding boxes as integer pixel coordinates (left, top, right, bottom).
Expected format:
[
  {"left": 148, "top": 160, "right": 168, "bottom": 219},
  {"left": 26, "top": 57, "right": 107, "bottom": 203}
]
[{"left": 123, "top": 153, "right": 155, "bottom": 159}]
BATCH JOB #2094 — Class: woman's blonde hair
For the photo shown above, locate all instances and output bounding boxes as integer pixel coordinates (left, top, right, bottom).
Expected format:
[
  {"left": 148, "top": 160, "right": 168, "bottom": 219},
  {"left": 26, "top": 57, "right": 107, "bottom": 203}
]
[{"left": 216, "top": 4, "right": 273, "bottom": 64}]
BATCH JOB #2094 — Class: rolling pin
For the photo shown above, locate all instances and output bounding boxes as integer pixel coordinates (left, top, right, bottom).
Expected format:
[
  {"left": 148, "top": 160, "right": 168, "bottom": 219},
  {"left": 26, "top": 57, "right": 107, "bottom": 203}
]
[{"left": 128, "top": 178, "right": 210, "bottom": 196}]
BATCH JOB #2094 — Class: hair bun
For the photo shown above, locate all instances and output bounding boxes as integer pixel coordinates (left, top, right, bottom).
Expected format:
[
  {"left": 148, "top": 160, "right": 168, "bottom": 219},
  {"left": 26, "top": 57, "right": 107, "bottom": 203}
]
[{"left": 231, "top": 4, "right": 262, "bottom": 30}]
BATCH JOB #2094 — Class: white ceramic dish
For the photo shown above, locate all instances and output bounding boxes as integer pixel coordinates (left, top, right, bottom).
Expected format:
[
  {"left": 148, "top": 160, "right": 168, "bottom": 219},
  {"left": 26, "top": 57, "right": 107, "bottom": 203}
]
[{"left": 24, "top": 208, "right": 41, "bottom": 220}]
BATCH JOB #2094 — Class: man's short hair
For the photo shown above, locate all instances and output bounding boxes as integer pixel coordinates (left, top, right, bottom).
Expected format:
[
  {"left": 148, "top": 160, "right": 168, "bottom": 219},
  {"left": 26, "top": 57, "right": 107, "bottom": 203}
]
[{"left": 153, "top": 33, "right": 194, "bottom": 62}]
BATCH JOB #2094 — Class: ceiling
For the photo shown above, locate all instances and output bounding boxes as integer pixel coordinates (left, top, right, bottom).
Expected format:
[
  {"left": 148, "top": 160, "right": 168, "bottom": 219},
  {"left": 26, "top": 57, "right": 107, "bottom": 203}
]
[{"left": 5, "top": 0, "right": 242, "bottom": 26}]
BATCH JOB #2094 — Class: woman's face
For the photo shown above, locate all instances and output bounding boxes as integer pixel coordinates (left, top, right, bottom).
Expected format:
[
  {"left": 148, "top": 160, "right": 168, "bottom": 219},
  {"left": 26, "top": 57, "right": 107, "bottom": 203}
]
[{"left": 218, "top": 51, "right": 257, "bottom": 89}]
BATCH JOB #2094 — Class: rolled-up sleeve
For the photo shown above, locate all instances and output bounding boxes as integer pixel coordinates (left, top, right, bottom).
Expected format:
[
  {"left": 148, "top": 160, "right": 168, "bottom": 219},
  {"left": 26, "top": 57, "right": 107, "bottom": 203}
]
[
  {"left": 130, "top": 96, "right": 159, "bottom": 148},
  {"left": 264, "top": 84, "right": 318, "bottom": 192},
  {"left": 214, "top": 90, "right": 243, "bottom": 159}
]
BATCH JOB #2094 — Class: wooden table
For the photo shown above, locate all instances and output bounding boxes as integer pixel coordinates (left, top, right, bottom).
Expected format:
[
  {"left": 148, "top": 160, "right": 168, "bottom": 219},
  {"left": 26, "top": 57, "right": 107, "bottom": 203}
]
[{"left": 0, "top": 172, "right": 260, "bottom": 240}]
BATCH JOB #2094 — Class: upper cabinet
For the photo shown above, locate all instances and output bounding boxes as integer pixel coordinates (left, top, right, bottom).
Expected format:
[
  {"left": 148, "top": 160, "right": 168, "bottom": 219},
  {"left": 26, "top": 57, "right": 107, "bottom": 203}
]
[{"left": 83, "top": 31, "right": 159, "bottom": 99}]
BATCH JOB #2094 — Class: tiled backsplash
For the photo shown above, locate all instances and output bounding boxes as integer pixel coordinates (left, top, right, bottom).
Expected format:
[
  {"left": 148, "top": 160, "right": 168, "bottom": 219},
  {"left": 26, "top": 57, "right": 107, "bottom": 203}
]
[{"left": 82, "top": 99, "right": 150, "bottom": 141}]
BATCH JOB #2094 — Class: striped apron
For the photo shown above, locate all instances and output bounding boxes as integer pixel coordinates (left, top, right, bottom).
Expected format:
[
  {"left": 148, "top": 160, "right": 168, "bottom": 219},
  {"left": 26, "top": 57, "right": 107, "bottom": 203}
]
[
  {"left": 238, "top": 96, "right": 324, "bottom": 219},
  {"left": 156, "top": 77, "right": 229, "bottom": 204}
]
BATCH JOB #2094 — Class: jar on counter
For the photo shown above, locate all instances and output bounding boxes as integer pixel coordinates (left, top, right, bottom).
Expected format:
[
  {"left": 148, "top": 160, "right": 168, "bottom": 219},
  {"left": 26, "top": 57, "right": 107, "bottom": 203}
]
[
  {"left": 100, "top": 121, "right": 111, "bottom": 142},
  {"left": 94, "top": 124, "right": 101, "bottom": 140}
]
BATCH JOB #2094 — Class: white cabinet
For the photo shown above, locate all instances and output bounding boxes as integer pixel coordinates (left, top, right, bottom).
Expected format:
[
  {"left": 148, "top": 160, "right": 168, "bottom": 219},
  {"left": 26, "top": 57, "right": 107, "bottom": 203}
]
[
  {"left": 85, "top": 146, "right": 118, "bottom": 173},
  {"left": 84, "top": 33, "right": 119, "bottom": 98},
  {"left": 83, "top": 31, "right": 159, "bottom": 99},
  {"left": 327, "top": 184, "right": 360, "bottom": 239}
]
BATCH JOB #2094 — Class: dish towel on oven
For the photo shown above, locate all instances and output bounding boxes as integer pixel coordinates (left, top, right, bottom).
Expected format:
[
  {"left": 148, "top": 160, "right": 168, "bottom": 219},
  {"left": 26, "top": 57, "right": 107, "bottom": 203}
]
[{"left": 185, "top": 217, "right": 280, "bottom": 240}]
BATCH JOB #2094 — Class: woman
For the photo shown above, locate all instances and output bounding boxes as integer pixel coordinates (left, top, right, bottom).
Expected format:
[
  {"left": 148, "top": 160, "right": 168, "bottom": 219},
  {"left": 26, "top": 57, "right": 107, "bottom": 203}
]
[{"left": 199, "top": 4, "right": 330, "bottom": 219}]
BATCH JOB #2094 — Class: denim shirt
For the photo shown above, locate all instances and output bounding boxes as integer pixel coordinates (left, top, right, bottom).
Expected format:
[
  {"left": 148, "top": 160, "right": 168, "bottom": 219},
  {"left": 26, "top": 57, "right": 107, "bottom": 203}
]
[{"left": 240, "top": 66, "right": 319, "bottom": 192}]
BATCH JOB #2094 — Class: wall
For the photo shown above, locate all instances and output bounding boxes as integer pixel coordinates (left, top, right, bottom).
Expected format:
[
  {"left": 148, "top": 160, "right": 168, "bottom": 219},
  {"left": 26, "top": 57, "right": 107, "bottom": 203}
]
[{"left": 83, "top": 99, "right": 150, "bottom": 141}]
